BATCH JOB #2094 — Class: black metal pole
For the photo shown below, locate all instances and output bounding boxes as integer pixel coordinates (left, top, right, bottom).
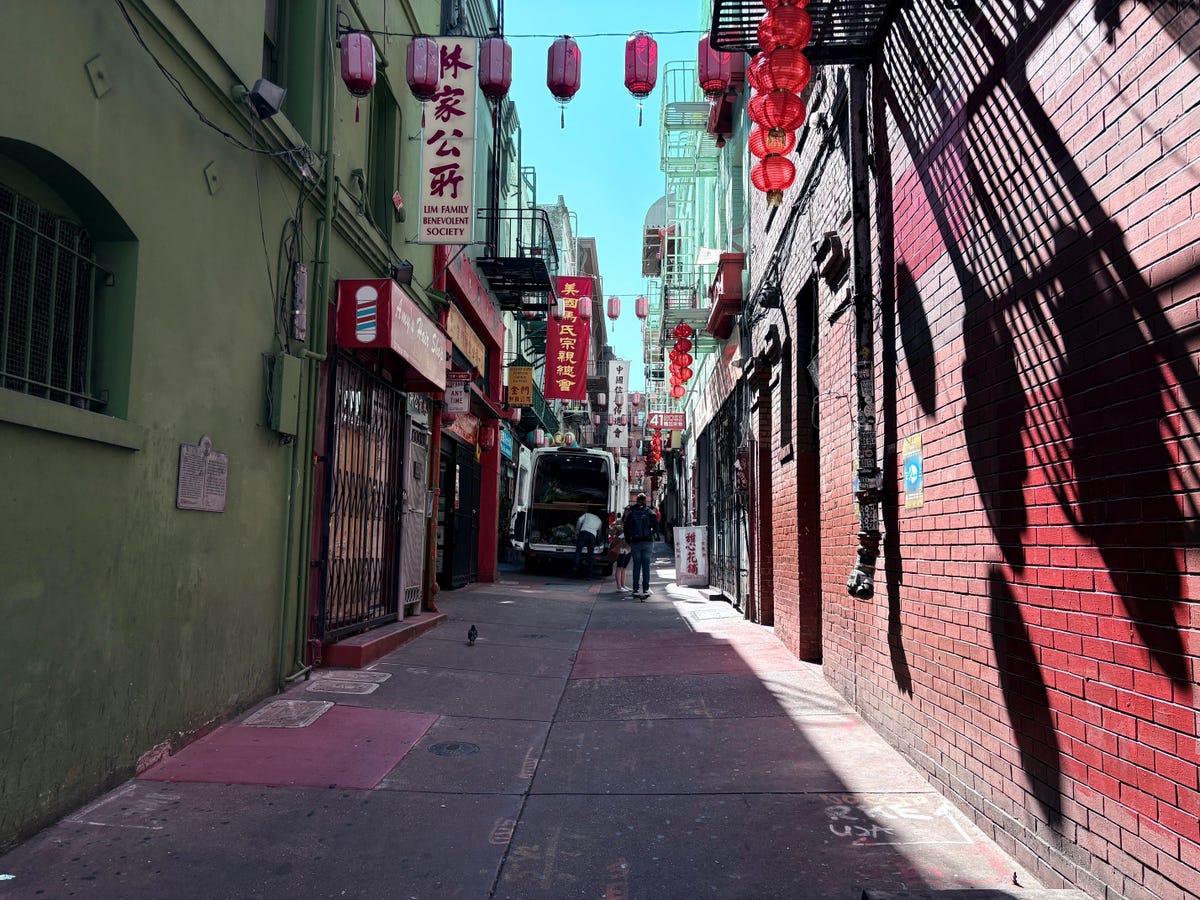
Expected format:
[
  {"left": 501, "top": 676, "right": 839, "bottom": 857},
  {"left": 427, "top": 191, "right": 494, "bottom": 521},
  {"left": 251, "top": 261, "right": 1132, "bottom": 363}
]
[{"left": 846, "top": 63, "right": 880, "bottom": 601}]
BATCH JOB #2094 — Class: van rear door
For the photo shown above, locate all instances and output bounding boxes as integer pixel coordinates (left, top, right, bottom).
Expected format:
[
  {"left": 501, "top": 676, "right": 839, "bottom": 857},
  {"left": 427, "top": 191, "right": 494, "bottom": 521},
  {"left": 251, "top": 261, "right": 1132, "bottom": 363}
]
[{"left": 510, "top": 445, "right": 532, "bottom": 547}]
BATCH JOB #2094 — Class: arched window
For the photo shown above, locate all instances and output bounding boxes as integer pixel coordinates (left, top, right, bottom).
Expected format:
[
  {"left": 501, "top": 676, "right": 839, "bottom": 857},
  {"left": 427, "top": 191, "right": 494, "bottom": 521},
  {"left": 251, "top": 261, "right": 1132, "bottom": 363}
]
[{"left": 0, "top": 141, "right": 136, "bottom": 417}]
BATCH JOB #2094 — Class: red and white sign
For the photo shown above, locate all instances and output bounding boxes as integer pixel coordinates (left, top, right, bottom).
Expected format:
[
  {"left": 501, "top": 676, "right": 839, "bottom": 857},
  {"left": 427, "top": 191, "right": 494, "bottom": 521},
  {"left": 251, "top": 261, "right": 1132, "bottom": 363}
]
[
  {"left": 673, "top": 525, "right": 708, "bottom": 587},
  {"left": 543, "top": 276, "right": 592, "bottom": 401},
  {"left": 646, "top": 411, "right": 686, "bottom": 430},
  {"left": 445, "top": 371, "right": 471, "bottom": 414},
  {"left": 418, "top": 38, "right": 477, "bottom": 244},
  {"left": 335, "top": 279, "right": 446, "bottom": 391}
]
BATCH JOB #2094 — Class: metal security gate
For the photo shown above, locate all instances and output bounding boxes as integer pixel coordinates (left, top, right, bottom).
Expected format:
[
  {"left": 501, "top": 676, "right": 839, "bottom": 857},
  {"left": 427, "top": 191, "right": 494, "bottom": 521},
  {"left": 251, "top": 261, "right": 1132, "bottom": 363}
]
[
  {"left": 709, "top": 389, "right": 748, "bottom": 607},
  {"left": 450, "top": 441, "right": 480, "bottom": 588},
  {"left": 399, "top": 413, "right": 430, "bottom": 615},
  {"left": 320, "top": 353, "right": 406, "bottom": 640}
]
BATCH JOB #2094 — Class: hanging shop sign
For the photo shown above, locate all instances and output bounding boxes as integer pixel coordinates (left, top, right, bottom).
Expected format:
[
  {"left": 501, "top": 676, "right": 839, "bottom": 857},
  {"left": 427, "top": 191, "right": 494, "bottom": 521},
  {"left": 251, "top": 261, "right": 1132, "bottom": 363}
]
[
  {"left": 507, "top": 365, "right": 534, "bottom": 406},
  {"left": 445, "top": 371, "right": 471, "bottom": 414},
  {"left": 543, "top": 276, "right": 592, "bottom": 401},
  {"left": 607, "top": 358, "right": 630, "bottom": 420},
  {"left": 446, "top": 411, "right": 480, "bottom": 445},
  {"left": 335, "top": 279, "right": 446, "bottom": 391},
  {"left": 418, "top": 38, "right": 478, "bottom": 244},
  {"left": 673, "top": 525, "right": 709, "bottom": 587},
  {"left": 500, "top": 427, "right": 514, "bottom": 460},
  {"left": 903, "top": 433, "right": 924, "bottom": 509},
  {"left": 645, "top": 411, "right": 686, "bottom": 430},
  {"left": 446, "top": 305, "right": 486, "bottom": 373}
]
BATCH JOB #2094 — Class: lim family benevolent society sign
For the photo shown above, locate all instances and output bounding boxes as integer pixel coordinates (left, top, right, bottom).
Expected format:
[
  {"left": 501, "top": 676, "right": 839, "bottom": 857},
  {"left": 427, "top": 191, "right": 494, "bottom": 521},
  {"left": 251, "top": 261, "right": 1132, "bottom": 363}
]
[{"left": 418, "top": 38, "right": 477, "bottom": 243}]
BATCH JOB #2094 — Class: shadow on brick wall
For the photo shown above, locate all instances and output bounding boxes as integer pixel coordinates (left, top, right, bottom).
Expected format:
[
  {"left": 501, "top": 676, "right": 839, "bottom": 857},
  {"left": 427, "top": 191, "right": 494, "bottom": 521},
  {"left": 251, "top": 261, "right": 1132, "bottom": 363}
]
[{"left": 883, "top": 0, "right": 1198, "bottom": 825}]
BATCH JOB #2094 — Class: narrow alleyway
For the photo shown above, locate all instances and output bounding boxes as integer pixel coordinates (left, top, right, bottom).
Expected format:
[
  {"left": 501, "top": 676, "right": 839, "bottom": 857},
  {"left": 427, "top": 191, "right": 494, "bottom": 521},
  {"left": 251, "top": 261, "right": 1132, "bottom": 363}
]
[{"left": 0, "top": 545, "right": 1084, "bottom": 899}]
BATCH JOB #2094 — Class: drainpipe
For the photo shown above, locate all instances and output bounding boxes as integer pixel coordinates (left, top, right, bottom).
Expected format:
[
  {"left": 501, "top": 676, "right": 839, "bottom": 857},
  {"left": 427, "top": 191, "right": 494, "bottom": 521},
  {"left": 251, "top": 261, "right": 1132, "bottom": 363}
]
[
  {"left": 845, "top": 63, "right": 881, "bottom": 601},
  {"left": 279, "top": 0, "right": 337, "bottom": 686}
]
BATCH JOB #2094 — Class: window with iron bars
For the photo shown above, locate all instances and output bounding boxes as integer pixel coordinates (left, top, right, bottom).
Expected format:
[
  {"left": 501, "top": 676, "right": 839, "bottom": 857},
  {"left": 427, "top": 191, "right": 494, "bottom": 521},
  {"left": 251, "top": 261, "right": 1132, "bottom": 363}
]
[{"left": 0, "top": 182, "right": 108, "bottom": 411}]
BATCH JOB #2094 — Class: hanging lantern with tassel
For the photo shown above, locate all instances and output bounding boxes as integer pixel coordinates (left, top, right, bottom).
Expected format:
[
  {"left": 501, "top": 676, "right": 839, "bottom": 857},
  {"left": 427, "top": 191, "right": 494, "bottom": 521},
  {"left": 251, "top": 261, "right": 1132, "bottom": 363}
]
[
  {"left": 578, "top": 296, "right": 592, "bottom": 320},
  {"left": 478, "top": 36, "right": 512, "bottom": 101},
  {"left": 635, "top": 296, "right": 649, "bottom": 320},
  {"left": 748, "top": 90, "right": 807, "bottom": 143},
  {"left": 758, "top": 5, "right": 814, "bottom": 53},
  {"left": 749, "top": 125, "right": 797, "bottom": 159},
  {"left": 747, "top": 47, "right": 811, "bottom": 95},
  {"left": 341, "top": 32, "right": 376, "bottom": 122},
  {"left": 697, "top": 33, "right": 732, "bottom": 98},
  {"left": 405, "top": 36, "right": 439, "bottom": 102},
  {"left": 751, "top": 154, "right": 797, "bottom": 207},
  {"left": 624, "top": 31, "right": 658, "bottom": 126},
  {"left": 607, "top": 296, "right": 621, "bottom": 321},
  {"left": 547, "top": 36, "right": 582, "bottom": 128}
]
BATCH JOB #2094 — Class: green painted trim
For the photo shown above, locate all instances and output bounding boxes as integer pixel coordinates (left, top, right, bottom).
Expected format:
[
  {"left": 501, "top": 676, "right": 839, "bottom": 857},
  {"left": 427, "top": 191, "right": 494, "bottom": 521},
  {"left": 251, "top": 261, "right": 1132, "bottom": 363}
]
[{"left": 0, "top": 389, "right": 144, "bottom": 450}]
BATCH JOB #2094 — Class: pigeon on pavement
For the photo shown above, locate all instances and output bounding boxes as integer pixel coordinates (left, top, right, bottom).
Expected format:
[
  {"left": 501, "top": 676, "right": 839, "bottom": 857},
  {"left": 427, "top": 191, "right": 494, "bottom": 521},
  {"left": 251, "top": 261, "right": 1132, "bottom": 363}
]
[{"left": 467, "top": 624, "right": 478, "bottom": 646}]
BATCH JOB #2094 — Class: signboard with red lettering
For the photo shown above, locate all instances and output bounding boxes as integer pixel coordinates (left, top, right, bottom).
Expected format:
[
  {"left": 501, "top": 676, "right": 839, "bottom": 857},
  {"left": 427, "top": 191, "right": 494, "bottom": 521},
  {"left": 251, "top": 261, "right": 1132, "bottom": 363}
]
[
  {"left": 646, "top": 411, "right": 687, "bottom": 430},
  {"left": 543, "top": 276, "right": 592, "bottom": 401},
  {"left": 418, "top": 39, "right": 477, "bottom": 244},
  {"left": 673, "top": 525, "right": 708, "bottom": 587},
  {"left": 445, "top": 371, "right": 471, "bottom": 414}
]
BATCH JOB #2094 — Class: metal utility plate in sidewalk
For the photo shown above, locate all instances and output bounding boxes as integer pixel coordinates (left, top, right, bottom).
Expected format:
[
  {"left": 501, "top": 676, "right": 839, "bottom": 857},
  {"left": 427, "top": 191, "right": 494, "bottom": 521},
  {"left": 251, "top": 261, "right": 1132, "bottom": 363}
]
[{"left": 139, "top": 705, "right": 437, "bottom": 789}]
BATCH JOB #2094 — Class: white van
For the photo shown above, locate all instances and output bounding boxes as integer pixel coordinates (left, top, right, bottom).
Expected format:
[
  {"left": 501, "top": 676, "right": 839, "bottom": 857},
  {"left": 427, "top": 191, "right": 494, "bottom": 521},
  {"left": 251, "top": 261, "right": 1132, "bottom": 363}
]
[{"left": 509, "top": 446, "right": 617, "bottom": 573}]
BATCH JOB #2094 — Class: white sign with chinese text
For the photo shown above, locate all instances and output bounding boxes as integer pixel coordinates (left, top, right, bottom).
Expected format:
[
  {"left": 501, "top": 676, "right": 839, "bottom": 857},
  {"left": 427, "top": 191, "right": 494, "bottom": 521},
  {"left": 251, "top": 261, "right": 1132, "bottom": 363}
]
[
  {"left": 606, "top": 358, "right": 630, "bottom": 449},
  {"left": 418, "top": 39, "right": 477, "bottom": 244},
  {"left": 673, "top": 526, "right": 708, "bottom": 587}
]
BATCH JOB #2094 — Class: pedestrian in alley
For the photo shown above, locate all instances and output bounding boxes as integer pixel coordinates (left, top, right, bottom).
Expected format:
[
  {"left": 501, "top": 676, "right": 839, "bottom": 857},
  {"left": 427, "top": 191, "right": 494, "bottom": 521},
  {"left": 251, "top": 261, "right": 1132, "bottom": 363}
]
[
  {"left": 573, "top": 509, "right": 602, "bottom": 578},
  {"left": 610, "top": 519, "right": 632, "bottom": 592},
  {"left": 622, "top": 493, "right": 660, "bottom": 600}
]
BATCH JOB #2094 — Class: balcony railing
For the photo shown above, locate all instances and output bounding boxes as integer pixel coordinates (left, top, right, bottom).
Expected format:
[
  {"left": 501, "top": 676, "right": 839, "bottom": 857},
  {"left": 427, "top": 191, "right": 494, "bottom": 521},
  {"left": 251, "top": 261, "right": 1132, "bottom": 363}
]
[{"left": 475, "top": 207, "right": 559, "bottom": 312}]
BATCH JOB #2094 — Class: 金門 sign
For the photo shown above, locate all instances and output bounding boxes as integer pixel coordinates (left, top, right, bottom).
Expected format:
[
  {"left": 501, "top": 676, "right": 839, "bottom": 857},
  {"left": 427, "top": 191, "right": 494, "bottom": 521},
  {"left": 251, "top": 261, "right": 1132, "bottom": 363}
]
[
  {"left": 507, "top": 366, "right": 533, "bottom": 406},
  {"left": 418, "top": 38, "right": 477, "bottom": 244},
  {"left": 543, "top": 276, "right": 592, "bottom": 401}
]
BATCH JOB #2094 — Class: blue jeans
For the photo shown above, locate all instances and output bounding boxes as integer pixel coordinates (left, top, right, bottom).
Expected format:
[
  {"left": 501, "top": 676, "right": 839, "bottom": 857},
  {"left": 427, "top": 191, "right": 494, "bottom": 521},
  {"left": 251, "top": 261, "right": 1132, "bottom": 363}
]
[
  {"left": 630, "top": 542, "right": 653, "bottom": 592},
  {"left": 573, "top": 530, "right": 596, "bottom": 576}
]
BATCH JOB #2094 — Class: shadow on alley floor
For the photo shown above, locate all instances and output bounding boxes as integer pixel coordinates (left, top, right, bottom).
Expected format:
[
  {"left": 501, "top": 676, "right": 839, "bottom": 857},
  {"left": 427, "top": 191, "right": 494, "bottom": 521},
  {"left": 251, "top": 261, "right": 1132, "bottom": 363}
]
[{"left": 0, "top": 544, "right": 1086, "bottom": 899}]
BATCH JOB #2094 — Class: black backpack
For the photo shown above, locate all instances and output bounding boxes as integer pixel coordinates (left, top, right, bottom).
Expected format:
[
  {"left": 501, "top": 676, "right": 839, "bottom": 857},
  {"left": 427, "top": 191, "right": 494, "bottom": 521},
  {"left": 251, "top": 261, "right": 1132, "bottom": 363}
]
[{"left": 625, "top": 507, "right": 655, "bottom": 541}]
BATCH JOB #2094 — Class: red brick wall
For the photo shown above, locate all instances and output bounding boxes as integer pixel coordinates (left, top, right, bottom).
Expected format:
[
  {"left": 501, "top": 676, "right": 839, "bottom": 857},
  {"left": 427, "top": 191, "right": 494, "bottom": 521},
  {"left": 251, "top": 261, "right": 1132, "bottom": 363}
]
[{"left": 749, "top": 1, "right": 1200, "bottom": 896}]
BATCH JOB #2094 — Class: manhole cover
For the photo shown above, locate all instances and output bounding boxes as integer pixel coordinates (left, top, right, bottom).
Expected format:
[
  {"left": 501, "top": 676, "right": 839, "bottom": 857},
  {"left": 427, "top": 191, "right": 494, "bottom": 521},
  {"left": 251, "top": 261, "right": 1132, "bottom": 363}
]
[
  {"left": 314, "top": 670, "right": 391, "bottom": 683},
  {"left": 306, "top": 680, "right": 381, "bottom": 695},
  {"left": 243, "top": 700, "right": 333, "bottom": 728},
  {"left": 428, "top": 741, "right": 481, "bottom": 757}
]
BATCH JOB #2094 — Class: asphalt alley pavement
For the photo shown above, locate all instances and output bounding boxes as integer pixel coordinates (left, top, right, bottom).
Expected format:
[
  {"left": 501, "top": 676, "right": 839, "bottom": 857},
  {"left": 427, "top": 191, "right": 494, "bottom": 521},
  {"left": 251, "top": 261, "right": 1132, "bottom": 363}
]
[{"left": 0, "top": 543, "right": 1080, "bottom": 900}]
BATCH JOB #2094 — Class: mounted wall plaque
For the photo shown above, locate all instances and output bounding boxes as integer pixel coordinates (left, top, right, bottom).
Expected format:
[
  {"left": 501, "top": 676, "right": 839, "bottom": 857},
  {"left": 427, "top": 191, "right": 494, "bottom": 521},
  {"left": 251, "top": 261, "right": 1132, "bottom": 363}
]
[{"left": 176, "top": 435, "right": 228, "bottom": 512}]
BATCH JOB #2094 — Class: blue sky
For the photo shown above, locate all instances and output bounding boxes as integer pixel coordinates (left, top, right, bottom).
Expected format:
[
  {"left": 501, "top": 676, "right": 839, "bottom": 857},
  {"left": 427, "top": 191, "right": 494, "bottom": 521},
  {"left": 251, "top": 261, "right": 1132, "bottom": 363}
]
[{"left": 502, "top": 1, "right": 706, "bottom": 390}]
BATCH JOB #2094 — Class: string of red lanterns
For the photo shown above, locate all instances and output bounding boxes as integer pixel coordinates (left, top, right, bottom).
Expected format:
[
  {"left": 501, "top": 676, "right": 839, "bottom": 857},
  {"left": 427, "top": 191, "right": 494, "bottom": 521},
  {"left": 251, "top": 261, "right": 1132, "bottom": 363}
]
[
  {"left": 668, "top": 323, "right": 694, "bottom": 400},
  {"left": 744, "top": 0, "right": 813, "bottom": 207}
]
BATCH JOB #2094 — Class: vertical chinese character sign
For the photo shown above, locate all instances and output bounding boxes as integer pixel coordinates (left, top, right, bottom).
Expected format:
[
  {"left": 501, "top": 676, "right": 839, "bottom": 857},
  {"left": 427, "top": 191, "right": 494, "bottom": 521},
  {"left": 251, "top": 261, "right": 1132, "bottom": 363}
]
[
  {"left": 543, "top": 277, "right": 592, "bottom": 400},
  {"left": 606, "top": 358, "right": 629, "bottom": 449},
  {"left": 418, "top": 39, "right": 477, "bottom": 244},
  {"left": 673, "top": 525, "right": 708, "bottom": 587}
]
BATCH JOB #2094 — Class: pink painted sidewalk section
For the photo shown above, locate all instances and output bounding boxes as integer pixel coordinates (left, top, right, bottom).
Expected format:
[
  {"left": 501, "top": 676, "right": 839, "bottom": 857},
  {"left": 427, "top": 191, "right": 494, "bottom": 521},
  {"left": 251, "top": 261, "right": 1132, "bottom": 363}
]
[{"left": 139, "top": 706, "right": 438, "bottom": 790}]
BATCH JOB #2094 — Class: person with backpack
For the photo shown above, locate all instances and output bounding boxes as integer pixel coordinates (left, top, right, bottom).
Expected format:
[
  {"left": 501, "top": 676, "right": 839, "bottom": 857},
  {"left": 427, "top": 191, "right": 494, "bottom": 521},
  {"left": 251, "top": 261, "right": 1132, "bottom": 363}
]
[{"left": 622, "top": 493, "right": 660, "bottom": 600}]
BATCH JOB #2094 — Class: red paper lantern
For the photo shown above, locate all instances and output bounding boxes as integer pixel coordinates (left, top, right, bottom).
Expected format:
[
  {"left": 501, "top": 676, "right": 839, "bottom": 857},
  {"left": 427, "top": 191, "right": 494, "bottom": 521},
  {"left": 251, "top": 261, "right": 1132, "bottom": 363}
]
[
  {"left": 671, "top": 385, "right": 685, "bottom": 399},
  {"left": 631, "top": 392, "right": 642, "bottom": 408},
  {"left": 676, "top": 352, "right": 693, "bottom": 367},
  {"left": 508, "top": 408, "right": 522, "bottom": 424},
  {"left": 674, "top": 338, "right": 692, "bottom": 353},
  {"left": 578, "top": 297, "right": 592, "bottom": 320},
  {"left": 758, "top": 6, "right": 813, "bottom": 52},
  {"left": 607, "top": 296, "right": 621, "bottom": 320},
  {"left": 748, "top": 91, "right": 807, "bottom": 139},
  {"left": 522, "top": 309, "right": 538, "bottom": 320},
  {"left": 593, "top": 414, "right": 601, "bottom": 426},
  {"left": 680, "top": 367, "right": 693, "bottom": 381},
  {"left": 479, "top": 424, "right": 496, "bottom": 451},
  {"left": 764, "top": 0, "right": 810, "bottom": 7},
  {"left": 624, "top": 32, "right": 658, "bottom": 126},
  {"left": 636, "top": 296, "right": 649, "bottom": 319},
  {"left": 751, "top": 154, "right": 797, "bottom": 207},
  {"left": 342, "top": 33, "right": 376, "bottom": 97},
  {"left": 547, "top": 36, "right": 582, "bottom": 127},
  {"left": 673, "top": 323, "right": 693, "bottom": 339},
  {"left": 479, "top": 36, "right": 513, "bottom": 101},
  {"left": 748, "top": 48, "right": 810, "bottom": 94},
  {"left": 697, "top": 33, "right": 732, "bottom": 97},
  {"left": 405, "top": 36, "right": 439, "bottom": 102},
  {"left": 749, "top": 126, "right": 797, "bottom": 158}
]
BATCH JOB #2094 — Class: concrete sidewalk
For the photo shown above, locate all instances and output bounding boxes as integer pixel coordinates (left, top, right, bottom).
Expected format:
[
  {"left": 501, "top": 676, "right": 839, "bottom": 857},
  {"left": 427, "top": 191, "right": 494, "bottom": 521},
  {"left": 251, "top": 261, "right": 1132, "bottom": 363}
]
[{"left": 0, "top": 544, "right": 1085, "bottom": 899}]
